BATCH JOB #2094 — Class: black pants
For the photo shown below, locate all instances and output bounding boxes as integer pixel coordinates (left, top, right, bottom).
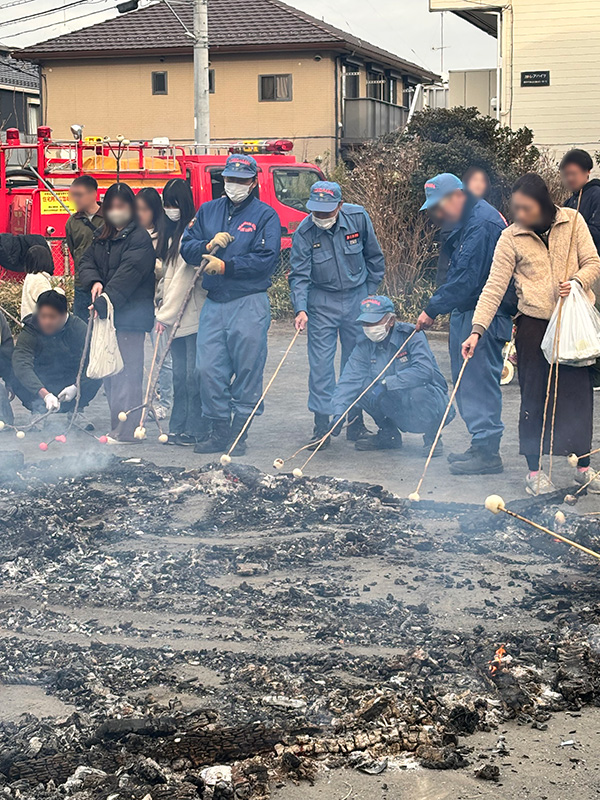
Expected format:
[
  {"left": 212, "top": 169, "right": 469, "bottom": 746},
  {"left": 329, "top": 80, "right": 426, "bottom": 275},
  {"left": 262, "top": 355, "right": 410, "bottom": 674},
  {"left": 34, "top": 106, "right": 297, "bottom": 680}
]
[
  {"left": 170, "top": 334, "right": 203, "bottom": 437},
  {"left": 16, "top": 377, "right": 100, "bottom": 414},
  {"left": 104, "top": 330, "right": 145, "bottom": 441},
  {"left": 515, "top": 315, "right": 593, "bottom": 461}
]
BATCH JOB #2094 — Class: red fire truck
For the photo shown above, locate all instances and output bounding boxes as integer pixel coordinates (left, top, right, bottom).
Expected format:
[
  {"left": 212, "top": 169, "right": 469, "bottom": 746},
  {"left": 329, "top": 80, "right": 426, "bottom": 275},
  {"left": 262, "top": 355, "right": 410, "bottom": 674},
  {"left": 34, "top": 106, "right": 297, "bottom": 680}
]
[{"left": 0, "top": 127, "right": 325, "bottom": 278}]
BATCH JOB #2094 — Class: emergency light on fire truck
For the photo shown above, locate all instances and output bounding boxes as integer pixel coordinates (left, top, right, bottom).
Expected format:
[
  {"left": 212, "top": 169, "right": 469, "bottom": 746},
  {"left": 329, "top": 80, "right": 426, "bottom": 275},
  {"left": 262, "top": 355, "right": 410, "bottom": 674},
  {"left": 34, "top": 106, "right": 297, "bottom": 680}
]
[{"left": 229, "top": 139, "right": 294, "bottom": 155}]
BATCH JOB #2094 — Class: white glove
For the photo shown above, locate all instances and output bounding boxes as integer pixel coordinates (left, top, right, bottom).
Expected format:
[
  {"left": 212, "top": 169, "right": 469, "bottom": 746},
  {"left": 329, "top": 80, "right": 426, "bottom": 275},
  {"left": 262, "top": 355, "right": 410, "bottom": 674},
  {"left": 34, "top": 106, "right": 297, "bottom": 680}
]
[
  {"left": 44, "top": 393, "right": 60, "bottom": 412},
  {"left": 58, "top": 384, "right": 77, "bottom": 403}
]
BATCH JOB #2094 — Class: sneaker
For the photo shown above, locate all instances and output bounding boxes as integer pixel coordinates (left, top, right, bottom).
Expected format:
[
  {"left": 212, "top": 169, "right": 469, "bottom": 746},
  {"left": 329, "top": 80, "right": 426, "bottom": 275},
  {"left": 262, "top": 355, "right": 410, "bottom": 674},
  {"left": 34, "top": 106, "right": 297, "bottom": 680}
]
[
  {"left": 174, "top": 433, "right": 197, "bottom": 447},
  {"left": 449, "top": 447, "right": 503, "bottom": 475},
  {"left": 447, "top": 445, "right": 476, "bottom": 464},
  {"left": 423, "top": 436, "right": 443, "bottom": 458},
  {"left": 525, "top": 470, "right": 556, "bottom": 496},
  {"left": 574, "top": 468, "right": 600, "bottom": 494},
  {"left": 105, "top": 435, "right": 141, "bottom": 445},
  {"left": 355, "top": 423, "right": 402, "bottom": 451}
]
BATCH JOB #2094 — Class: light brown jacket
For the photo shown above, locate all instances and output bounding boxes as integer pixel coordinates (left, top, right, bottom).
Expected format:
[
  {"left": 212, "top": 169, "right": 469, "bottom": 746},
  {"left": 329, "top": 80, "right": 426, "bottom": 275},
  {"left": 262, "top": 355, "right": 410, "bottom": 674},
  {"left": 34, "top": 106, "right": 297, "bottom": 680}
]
[{"left": 472, "top": 206, "right": 600, "bottom": 332}]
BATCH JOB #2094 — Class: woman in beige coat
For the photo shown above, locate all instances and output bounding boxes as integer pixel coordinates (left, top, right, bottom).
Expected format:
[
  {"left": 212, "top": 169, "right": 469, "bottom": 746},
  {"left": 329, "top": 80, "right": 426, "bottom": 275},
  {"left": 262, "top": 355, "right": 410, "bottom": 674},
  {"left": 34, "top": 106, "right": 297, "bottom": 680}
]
[
  {"left": 155, "top": 179, "right": 207, "bottom": 446},
  {"left": 462, "top": 173, "right": 600, "bottom": 496}
]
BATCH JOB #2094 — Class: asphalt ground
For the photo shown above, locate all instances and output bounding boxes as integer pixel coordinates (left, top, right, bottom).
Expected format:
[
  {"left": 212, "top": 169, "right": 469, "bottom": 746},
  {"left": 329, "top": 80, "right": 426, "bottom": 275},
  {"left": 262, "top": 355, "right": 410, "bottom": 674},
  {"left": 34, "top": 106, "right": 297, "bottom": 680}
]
[{"left": 2, "top": 320, "right": 599, "bottom": 511}]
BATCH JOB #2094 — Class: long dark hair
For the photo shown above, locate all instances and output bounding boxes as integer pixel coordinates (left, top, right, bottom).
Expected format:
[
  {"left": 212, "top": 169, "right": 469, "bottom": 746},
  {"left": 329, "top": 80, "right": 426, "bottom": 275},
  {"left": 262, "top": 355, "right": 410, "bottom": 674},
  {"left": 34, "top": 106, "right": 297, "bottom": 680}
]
[
  {"left": 512, "top": 173, "right": 556, "bottom": 229},
  {"left": 98, "top": 183, "right": 137, "bottom": 240},
  {"left": 162, "top": 178, "right": 196, "bottom": 264},
  {"left": 137, "top": 186, "right": 168, "bottom": 258}
]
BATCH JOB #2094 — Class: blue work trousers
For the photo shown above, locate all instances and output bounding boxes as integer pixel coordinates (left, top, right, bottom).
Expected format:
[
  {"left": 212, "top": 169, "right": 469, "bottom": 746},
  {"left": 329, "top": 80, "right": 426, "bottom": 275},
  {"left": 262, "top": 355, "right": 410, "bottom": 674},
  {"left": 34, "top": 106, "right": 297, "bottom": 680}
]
[
  {"left": 197, "top": 293, "right": 270, "bottom": 420},
  {"left": 361, "top": 384, "right": 451, "bottom": 438},
  {"left": 448, "top": 308, "right": 506, "bottom": 448},
  {"left": 307, "top": 285, "right": 366, "bottom": 416}
]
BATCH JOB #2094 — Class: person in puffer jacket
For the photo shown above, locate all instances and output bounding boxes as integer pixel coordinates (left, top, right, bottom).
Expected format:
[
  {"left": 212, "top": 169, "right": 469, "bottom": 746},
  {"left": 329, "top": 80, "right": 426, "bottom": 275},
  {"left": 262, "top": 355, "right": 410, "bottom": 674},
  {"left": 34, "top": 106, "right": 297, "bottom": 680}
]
[{"left": 78, "top": 183, "right": 155, "bottom": 443}]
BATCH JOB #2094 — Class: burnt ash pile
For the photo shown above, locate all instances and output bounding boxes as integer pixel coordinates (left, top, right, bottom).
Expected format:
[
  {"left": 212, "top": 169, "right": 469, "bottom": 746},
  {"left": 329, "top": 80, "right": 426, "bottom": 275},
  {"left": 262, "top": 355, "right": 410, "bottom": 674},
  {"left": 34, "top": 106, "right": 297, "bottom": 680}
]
[{"left": 0, "top": 456, "right": 600, "bottom": 798}]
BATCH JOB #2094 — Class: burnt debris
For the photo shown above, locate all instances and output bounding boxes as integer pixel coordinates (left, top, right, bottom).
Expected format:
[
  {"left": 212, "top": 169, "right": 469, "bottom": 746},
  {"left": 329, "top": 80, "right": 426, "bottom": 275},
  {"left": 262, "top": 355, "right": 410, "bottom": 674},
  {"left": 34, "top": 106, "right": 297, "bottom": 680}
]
[{"left": 0, "top": 457, "right": 600, "bottom": 797}]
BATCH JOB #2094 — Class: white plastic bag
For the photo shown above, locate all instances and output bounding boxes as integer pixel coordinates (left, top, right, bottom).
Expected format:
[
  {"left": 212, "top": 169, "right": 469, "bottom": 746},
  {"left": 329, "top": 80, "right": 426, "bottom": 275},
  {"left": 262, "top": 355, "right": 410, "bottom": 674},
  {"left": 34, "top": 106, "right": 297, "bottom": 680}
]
[
  {"left": 541, "top": 280, "right": 600, "bottom": 367},
  {"left": 86, "top": 294, "right": 124, "bottom": 379}
]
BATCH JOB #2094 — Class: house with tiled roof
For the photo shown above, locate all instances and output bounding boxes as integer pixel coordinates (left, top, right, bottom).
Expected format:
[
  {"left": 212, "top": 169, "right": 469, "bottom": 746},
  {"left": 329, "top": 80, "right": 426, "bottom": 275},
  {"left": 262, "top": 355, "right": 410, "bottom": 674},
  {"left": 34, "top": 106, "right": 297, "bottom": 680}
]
[
  {"left": 0, "top": 53, "right": 40, "bottom": 137},
  {"left": 16, "top": 0, "right": 439, "bottom": 163}
]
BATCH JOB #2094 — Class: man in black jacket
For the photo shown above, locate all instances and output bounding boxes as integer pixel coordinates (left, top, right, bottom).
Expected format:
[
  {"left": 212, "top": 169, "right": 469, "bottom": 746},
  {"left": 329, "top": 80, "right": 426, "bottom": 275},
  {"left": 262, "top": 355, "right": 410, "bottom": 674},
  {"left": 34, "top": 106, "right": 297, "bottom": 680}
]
[
  {"left": 12, "top": 290, "right": 100, "bottom": 415},
  {"left": 561, "top": 149, "right": 600, "bottom": 252}
]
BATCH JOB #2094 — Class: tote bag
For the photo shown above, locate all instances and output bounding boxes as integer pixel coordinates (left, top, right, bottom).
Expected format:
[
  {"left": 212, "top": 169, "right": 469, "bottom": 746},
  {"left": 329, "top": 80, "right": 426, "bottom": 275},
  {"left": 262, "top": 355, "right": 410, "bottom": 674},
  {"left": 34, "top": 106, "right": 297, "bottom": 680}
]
[{"left": 86, "top": 294, "right": 124, "bottom": 379}]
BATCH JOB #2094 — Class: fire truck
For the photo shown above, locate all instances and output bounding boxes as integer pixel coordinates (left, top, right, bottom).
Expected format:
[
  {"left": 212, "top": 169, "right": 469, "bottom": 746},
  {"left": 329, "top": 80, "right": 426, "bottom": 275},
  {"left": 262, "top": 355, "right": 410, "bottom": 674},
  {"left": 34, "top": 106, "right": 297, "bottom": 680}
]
[{"left": 0, "top": 127, "right": 325, "bottom": 279}]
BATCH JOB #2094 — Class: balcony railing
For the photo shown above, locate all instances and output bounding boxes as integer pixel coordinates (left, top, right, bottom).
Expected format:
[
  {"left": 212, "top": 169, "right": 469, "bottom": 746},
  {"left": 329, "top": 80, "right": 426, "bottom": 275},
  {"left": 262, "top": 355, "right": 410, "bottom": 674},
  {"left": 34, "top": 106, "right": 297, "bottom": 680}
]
[{"left": 342, "top": 98, "right": 408, "bottom": 143}]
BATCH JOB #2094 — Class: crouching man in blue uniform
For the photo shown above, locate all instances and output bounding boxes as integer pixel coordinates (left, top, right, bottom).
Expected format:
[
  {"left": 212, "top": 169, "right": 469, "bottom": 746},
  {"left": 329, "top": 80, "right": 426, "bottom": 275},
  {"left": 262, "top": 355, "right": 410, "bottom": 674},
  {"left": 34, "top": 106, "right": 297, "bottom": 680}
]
[
  {"left": 331, "top": 296, "right": 453, "bottom": 452},
  {"left": 416, "top": 173, "right": 511, "bottom": 475},
  {"left": 289, "top": 181, "right": 385, "bottom": 449},
  {"left": 180, "top": 154, "right": 280, "bottom": 455}
]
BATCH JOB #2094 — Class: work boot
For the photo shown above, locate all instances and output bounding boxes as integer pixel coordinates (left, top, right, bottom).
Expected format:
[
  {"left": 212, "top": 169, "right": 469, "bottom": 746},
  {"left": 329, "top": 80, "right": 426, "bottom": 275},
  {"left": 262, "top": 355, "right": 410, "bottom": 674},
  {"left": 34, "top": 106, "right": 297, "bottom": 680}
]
[
  {"left": 355, "top": 419, "right": 402, "bottom": 451},
  {"left": 346, "top": 410, "right": 370, "bottom": 442},
  {"left": 447, "top": 445, "right": 477, "bottom": 464},
  {"left": 194, "top": 419, "right": 231, "bottom": 454},
  {"left": 229, "top": 414, "right": 250, "bottom": 457},
  {"left": 307, "top": 413, "right": 331, "bottom": 451},
  {"left": 423, "top": 434, "right": 443, "bottom": 458},
  {"left": 449, "top": 444, "right": 503, "bottom": 475}
]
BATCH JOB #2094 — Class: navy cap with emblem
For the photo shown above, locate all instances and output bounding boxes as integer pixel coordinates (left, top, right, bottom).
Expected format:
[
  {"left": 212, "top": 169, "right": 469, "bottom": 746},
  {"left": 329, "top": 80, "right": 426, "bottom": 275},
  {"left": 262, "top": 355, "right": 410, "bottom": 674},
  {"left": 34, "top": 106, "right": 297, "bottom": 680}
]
[
  {"left": 306, "top": 180, "right": 342, "bottom": 212},
  {"left": 357, "top": 295, "right": 395, "bottom": 323},
  {"left": 222, "top": 153, "right": 258, "bottom": 179},
  {"left": 420, "top": 173, "right": 463, "bottom": 211}
]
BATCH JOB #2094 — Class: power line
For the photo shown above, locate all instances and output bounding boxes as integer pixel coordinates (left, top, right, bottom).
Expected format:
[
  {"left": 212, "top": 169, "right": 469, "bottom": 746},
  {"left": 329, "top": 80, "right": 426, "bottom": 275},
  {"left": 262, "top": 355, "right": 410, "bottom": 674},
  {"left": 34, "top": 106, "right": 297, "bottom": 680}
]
[
  {"left": 0, "top": 3, "right": 117, "bottom": 38},
  {"left": 0, "top": 0, "right": 92, "bottom": 28}
]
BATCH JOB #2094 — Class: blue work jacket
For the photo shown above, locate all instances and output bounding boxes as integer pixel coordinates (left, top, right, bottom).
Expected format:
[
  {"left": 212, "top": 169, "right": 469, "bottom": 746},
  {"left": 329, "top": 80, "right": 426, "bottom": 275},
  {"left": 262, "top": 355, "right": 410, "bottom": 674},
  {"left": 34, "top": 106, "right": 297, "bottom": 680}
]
[
  {"left": 425, "top": 195, "right": 507, "bottom": 319},
  {"left": 332, "top": 321, "right": 448, "bottom": 418},
  {"left": 180, "top": 195, "right": 280, "bottom": 303},
  {"left": 289, "top": 203, "right": 385, "bottom": 313}
]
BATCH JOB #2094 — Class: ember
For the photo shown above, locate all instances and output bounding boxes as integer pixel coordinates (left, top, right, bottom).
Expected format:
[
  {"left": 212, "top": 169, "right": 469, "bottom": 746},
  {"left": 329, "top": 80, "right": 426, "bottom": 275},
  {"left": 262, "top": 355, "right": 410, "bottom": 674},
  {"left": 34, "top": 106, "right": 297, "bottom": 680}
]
[{"left": 0, "top": 457, "right": 600, "bottom": 798}]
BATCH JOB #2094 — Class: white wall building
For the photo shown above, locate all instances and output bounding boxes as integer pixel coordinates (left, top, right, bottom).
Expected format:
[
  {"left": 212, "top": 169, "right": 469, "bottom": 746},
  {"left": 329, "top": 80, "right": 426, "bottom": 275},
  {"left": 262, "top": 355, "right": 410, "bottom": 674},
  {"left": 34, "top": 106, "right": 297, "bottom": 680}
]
[{"left": 429, "top": 0, "right": 600, "bottom": 159}]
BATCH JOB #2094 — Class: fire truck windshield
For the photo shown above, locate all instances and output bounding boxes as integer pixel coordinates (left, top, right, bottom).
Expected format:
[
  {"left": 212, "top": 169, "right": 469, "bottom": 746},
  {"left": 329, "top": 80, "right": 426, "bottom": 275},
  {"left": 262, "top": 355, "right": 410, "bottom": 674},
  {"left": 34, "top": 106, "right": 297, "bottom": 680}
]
[{"left": 272, "top": 168, "right": 321, "bottom": 211}]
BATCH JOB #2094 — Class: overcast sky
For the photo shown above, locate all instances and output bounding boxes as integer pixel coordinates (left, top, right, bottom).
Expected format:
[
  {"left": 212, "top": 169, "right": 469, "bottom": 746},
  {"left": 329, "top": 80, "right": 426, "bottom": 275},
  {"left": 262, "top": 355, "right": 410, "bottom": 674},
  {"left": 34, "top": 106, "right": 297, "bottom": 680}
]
[
  {"left": 2, "top": 0, "right": 496, "bottom": 74},
  {"left": 291, "top": 0, "right": 496, "bottom": 75}
]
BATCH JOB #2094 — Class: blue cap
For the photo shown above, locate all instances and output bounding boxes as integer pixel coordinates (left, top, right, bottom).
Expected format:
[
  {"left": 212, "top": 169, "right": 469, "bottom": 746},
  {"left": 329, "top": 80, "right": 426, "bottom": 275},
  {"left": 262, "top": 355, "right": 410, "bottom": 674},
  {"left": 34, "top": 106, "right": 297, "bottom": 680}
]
[
  {"left": 357, "top": 295, "right": 395, "bottom": 323},
  {"left": 420, "top": 173, "right": 464, "bottom": 211},
  {"left": 222, "top": 154, "right": 258, "bottom": 179},
  {"left": 306, "top": 181, "right": 342, "bottom": 212}
]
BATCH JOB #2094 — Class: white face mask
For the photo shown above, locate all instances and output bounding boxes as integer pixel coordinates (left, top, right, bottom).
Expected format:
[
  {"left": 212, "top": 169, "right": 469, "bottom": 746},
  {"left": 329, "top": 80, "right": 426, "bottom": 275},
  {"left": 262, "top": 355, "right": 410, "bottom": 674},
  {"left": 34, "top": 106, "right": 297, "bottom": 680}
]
[
  {"left": 312, "top": 213, "right": 338, "bottom": 230},
  {"left": 225, "top": 181, "right": 252, "bottom": 204},
  {"left": 364, "top": 322, "right": 390, "bottom": 342},
  {"left": 106, "top": 209, "right": 132, "bottom": 228},
  {"left": 164, "top": 207, "right": 181, "bottom": 221}
]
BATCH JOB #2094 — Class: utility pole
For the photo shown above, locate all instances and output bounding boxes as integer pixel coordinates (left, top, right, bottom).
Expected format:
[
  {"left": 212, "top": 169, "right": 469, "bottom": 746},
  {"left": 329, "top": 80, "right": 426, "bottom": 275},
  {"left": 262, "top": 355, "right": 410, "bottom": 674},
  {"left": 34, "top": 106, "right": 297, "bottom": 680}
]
[{"left": 193, "top": 0, "right": 210, "bottom": 151}]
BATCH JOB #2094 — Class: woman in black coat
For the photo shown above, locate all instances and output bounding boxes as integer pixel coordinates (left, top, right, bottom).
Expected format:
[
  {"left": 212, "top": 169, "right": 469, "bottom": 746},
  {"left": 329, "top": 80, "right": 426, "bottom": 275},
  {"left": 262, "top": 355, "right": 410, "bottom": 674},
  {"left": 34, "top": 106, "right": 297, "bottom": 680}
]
[{"left": 79, "top": 183, "right": 156, "bottom": 442}]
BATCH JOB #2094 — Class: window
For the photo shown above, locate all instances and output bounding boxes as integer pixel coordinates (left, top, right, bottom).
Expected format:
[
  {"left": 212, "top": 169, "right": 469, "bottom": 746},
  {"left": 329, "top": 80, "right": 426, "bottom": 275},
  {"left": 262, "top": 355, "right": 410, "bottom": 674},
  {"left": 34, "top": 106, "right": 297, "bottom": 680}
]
[
  {"left": 387, "top": 77, "right": 398, "bottom": 105},
  {"left": 209, "top": 68, "right": 215, "bottom": 94},
  {"left": 344, "top": 69, "right": 360, "bottom": 99},
  {"left": 366, "top": 70, "right": 385, "bottom": 101},
  {"left": 259, "top": 74, "right": 292, "bottom": 102},
  {"left": 27, "top": 99, "right": 40, "bottom": 135},
  {"left": 273, "top": 168, "right": 321, "bottom": 211},
  {"left": 152, "top": 71, "right": 168, "bottom": 95}
]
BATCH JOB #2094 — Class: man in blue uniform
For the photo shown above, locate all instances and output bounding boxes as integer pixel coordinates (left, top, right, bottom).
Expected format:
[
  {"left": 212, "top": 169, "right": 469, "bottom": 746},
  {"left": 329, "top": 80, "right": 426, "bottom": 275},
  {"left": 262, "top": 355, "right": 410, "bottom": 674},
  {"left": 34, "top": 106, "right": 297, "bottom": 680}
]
[
  {"left": 289, "top": 181, "right": 385, "bottom": 448},
  {"left": 416, "top": 173, "right": 512, "bottom": 475},
  {"left": 331, "top": 295, "right": 453, "bottom": 452},
  {"left": 180, "top": 153, "right": 280, "bottom": 455}
]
